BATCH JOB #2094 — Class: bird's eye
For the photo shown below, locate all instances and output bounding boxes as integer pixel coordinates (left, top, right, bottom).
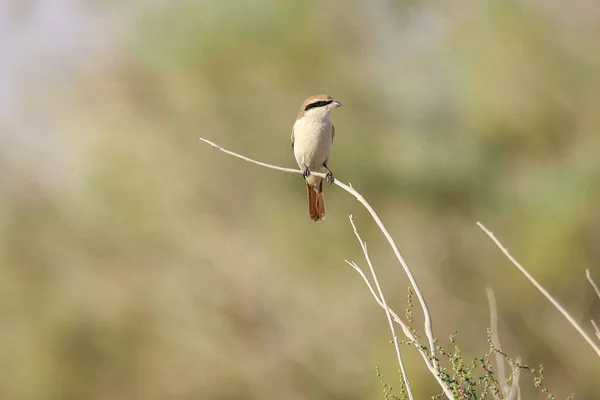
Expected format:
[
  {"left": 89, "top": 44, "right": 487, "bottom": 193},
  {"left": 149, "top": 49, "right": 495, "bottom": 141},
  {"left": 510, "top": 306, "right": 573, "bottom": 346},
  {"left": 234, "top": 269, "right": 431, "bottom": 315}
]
[{"left": 305, "top": 100, "right": 333, "bottom": 111}]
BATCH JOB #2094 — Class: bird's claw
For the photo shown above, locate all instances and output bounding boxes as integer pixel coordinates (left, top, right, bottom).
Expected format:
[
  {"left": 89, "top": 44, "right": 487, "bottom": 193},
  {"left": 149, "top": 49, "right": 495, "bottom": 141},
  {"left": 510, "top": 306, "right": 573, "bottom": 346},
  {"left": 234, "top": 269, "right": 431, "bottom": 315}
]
[
  {"left": 302, "top": 168, "right": 311, "bottom": 179},
  {"left": 325, "top": 171, "right": 335, "bottom": 184}
]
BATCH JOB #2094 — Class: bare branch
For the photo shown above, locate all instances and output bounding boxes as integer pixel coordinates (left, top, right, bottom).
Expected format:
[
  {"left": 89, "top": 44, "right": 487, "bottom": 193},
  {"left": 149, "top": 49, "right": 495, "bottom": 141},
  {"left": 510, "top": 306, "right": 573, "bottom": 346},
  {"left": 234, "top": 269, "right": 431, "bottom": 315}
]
[
  {"left": 344, "top": 260, "right": 414, "bottom": 340},
  {"left": 200, "top": 138, "right": 304, "bottom": 175},
  {"left": 478, "top": 222, "right": 600, "bottom": 358},
  {"left": 200, "top": 137, "right": 439, "bottom": 369},
  {"left": 591, "top": 320, "right": 600, "bottom": 342},
  {"left": 586, "top": 270, "right": 600, "bottom": 342},
  {"left": 586, "top": 269, "right": 600, "bottom": 300}
]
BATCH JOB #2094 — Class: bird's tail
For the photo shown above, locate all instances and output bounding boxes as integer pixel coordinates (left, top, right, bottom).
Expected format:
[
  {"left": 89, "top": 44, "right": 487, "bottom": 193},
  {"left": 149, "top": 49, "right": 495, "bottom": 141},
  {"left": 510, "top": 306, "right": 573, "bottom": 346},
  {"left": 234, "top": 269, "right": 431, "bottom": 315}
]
[{"left": 307, "top": 179, "right": 326, "bottom": 222}]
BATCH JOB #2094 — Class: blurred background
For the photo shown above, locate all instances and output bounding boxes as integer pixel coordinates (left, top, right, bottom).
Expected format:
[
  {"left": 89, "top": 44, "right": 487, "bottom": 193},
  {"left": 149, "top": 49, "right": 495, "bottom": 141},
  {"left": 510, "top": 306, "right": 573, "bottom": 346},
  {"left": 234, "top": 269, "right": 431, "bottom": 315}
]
[{"left": 1, "top": 0, "right": 599, "bottom": 398}]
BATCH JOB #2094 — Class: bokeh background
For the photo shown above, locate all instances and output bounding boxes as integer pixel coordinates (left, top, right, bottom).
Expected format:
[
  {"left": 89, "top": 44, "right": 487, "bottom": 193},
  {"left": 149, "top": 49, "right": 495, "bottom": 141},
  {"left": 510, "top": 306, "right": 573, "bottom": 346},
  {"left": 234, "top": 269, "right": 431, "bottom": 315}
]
[{"left": 1, "top": 0, "right": 599, "bottom": 398}]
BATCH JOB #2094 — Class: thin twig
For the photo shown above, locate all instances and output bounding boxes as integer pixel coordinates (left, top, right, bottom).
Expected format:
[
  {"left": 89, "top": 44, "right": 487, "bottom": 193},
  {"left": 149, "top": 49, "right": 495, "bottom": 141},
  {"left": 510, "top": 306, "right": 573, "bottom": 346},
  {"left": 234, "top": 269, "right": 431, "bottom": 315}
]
[
  {"left": 586, "top": 269, "right": 600, "bottom": 300},
  {"left": 348, "top": 215, "right": 414, "bottom": 400},
  {"left": 507, "top": 357, "right": 521, "bottom": 400},
  {"left": 486, "top": 288, "right": 508, "bottom": 399},
  {"left": 344, "top": 260, "right": 414, "bottom": 340},
  {"left": 200, "top": 137, "right": 439, "bottom": 369},
  {"left": 486, "top": 288, "right": 521, "bottom": 400},
  {"left": 586, "top": 270, "right": 600, "bottom": 342},
  {"left": 478, "top": 222, "right": 600, "bottom": 358},
  {"left": 591, "top": 320, "right": 600, "bottom": 342}
]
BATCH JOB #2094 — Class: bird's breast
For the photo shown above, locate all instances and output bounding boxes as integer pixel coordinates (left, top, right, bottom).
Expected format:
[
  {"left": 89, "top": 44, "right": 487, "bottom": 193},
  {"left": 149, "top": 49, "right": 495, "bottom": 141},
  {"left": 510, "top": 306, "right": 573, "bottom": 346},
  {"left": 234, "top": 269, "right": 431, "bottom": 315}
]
[{"left": 292, "top": 118, "right": 333, "bottom": 170}]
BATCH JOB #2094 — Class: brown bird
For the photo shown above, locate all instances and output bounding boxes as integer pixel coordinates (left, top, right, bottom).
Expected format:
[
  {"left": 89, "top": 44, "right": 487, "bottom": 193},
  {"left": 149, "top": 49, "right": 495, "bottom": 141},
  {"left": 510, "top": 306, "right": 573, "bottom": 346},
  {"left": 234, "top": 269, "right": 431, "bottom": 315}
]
[{"left": 291, "top": 94, "right": 342, "bottom": 221}]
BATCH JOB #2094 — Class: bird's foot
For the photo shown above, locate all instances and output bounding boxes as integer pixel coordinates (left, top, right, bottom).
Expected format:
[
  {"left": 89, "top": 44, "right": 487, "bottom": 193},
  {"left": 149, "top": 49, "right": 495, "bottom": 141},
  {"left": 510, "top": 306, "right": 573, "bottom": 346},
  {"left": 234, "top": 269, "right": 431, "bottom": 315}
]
[
  {"left": 302, "top": 167, "right": 311, "bottom": 179},
  {"left": 325, "top": 171, "right": 335, "bottom": 184}
]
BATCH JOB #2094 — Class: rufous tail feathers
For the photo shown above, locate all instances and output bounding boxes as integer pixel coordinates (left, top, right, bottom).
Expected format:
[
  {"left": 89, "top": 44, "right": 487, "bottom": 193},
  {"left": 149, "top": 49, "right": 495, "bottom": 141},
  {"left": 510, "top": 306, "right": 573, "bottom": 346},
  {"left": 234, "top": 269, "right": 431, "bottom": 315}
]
[{"left": 307, "top": 180, "right": 326, "bottom": 222}]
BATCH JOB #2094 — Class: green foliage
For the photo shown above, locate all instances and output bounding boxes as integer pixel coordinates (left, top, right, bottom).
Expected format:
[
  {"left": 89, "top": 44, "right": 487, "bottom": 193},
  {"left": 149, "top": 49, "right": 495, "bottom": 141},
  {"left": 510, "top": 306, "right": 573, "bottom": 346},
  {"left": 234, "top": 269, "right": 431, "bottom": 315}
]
[
  {"left": 379, "top": 291, "right": 577, "bottom": 399},
  {"left": 378, "top": 329, "right": 575, "bottom": 400}
]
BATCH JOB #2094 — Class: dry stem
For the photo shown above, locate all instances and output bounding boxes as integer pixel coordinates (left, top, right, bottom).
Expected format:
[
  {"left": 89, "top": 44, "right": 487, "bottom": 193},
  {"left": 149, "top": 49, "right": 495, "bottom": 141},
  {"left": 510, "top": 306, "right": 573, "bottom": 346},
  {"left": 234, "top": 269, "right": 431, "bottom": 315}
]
[
  {"left": 486, "top": 287, "right": 521, "bottom": 400},
  {"left": 478, "top": 222, "right": 600, "bottom": 358},
  {"left": 586, "top": 269, "right": 600, "bottom": 341}
]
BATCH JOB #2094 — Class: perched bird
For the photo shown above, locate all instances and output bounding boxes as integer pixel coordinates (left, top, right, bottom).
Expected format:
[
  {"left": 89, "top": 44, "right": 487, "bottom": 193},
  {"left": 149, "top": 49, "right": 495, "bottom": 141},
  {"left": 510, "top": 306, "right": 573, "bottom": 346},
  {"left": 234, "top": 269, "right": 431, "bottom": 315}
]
[{"left": 291, "top": 94, "right": 342, "bottom": 222}]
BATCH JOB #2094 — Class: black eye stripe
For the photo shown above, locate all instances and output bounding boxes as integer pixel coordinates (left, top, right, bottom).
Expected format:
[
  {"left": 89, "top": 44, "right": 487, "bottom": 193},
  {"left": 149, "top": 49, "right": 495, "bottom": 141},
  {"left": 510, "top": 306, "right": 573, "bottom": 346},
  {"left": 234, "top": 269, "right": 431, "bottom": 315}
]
[{"left": 304, "top": 100, "right": 333, "bottom": 111}]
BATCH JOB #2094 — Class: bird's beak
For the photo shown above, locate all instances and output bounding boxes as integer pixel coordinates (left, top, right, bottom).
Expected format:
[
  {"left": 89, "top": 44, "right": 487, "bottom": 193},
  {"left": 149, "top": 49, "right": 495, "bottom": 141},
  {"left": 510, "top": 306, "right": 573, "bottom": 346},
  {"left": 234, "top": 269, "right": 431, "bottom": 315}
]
[{"left": 331, "top": 100, "right": 342, "bottom": 108}]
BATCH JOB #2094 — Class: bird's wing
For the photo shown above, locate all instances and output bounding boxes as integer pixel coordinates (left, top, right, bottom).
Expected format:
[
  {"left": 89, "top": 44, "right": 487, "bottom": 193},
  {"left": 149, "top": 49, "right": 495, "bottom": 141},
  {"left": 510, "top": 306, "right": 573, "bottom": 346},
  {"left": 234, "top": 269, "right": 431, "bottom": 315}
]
[
  {"left": 291, "top": 126, "right": 295, "bottom": 149},
  {"left": 332, "top": 125, "right": 335, "bottom": 142}
]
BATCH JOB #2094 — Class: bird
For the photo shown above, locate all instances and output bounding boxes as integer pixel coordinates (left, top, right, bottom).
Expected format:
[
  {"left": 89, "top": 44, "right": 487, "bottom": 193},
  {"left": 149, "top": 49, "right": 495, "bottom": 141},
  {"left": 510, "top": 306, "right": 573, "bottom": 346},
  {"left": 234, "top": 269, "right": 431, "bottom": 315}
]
[{"left": 290, "top": 94, "right": 342, "bottom": 222}]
